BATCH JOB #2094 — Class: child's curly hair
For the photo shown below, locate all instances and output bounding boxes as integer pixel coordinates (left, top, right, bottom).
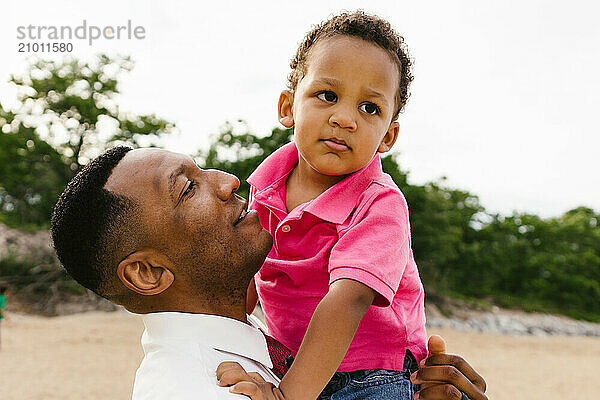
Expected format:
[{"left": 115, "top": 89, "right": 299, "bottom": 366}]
[{"left": 288, "top": 10, "right": 413, "bottom": 119}]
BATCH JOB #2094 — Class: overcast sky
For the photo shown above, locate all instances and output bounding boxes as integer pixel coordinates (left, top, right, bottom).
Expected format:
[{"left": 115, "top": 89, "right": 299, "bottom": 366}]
[{"left": 1, "top": 0, "right": 598, "bottom": 218}]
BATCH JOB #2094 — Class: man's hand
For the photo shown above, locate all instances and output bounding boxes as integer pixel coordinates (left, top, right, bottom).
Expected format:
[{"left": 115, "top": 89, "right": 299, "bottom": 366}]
[
  {"left": 410, "top": 335, "right": 488, "bottom": 400},
  {"left": 216, "top": 362, "right": 285, "bottom": 400}
]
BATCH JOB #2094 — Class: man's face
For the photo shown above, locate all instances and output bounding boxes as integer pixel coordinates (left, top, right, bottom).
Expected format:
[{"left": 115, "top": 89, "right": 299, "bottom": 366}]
[
  {"left": 290, "top": 35, "right": 400, "bottom": 177},
  {"left": 104, "top": 148, "right": 272, "bottom": 295}
]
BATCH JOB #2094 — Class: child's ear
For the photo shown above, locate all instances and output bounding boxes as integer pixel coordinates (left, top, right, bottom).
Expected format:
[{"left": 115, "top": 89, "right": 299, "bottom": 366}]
[
  {"left": 278, "top": 90, "right": 295, "bottom": 128},
  {"left": 378, "top": 121, "right": 399, "bottom": 153}
]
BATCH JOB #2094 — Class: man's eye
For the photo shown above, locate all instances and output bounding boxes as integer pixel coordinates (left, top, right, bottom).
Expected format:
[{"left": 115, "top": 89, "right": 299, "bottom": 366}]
[
  {"left": 359, "top": 103, "right": 380, "bottom": 115},
  {"left": 317, "top": 91, "right": 337, "bottom": 102},
  {"left": 183, "top": 180, "right": 195, "bottom": 196}
]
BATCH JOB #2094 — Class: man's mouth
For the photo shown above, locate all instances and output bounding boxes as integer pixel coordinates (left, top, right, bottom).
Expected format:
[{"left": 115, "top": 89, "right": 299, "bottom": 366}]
[
  {"left": 234, "top": 209, "right": 248, "bottom": 226},
  {"left": 321, "top": 138, "right": 351, "bottom": 152}
]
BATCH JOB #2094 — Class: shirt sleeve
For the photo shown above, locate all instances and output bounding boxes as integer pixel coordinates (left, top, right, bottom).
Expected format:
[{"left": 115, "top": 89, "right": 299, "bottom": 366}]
[{"left": 328, "top": 188, "right": 411, "bottom": 307}]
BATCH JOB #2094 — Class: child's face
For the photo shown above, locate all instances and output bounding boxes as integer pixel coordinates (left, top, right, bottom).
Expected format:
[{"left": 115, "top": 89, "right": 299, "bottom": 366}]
[{"left": 279, "top": 35, "right": 400, "bottom": 177}]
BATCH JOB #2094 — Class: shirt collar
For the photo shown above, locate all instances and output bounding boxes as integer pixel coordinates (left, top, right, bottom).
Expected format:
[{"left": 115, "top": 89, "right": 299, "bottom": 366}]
[
  {"left": 142, "top": 312, "right": 273, "bottom": 369},
  {"left": 248, "top": 142, "right": 385, "bottom": 224},
  {"left": 247, "top": 142, "right": 298, "bottom": 191}
]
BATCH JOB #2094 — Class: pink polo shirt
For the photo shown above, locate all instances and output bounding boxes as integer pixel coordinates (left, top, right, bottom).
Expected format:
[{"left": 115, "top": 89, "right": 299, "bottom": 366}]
[{"left": 248, "top": 142, "right": 427, "bottom": 371}]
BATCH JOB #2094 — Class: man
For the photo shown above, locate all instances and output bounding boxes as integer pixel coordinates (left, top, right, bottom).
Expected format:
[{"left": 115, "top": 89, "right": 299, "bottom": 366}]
[{"left": 51, "top": 146, "right": 487, "bottom": 400}]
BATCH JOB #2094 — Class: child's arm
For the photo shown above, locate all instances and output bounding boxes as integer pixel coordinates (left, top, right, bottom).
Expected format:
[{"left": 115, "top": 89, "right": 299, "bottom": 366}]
[
  {"left": 246, "top": 278, "right": 259, "bottom": 315},
  {"left": 278, "top": 278, "right": 375, "bottom": 400}
]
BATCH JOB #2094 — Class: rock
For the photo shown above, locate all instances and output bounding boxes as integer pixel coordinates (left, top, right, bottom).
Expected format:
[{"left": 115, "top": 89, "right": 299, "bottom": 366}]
[{"left": 426, "top": 306, "right": 600, "bottom": 337}]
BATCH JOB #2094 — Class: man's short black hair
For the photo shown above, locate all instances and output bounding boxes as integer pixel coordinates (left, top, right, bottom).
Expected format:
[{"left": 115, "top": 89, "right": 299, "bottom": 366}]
[
  {"left": 0, "top": 284, "right": 7, "bottom": 295},
  {"left": 51, "top": 146, "right": 137, "bottom": 299}
]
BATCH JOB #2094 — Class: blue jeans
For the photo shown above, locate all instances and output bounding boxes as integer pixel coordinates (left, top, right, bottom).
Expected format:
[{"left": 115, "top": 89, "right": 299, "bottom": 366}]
[{"left": 317, "top": 351, "right": 419, "bottom": 400}]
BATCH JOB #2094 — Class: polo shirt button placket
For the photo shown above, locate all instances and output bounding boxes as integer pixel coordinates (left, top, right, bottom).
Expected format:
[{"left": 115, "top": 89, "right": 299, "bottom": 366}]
[{"left": 281, "top": 224, "right": 291, "bottom": 233}]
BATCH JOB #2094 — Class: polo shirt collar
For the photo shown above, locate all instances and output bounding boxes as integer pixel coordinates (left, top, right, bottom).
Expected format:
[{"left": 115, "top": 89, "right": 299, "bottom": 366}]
[
  {"left": 142, "top": 312, "right": 273, "bottom": 369},
  {"left": 248, "top": 142, "right": 384, "bottom": 224},
  {"left": 247, "top": 142, "right": 298, "bottom": 192}
]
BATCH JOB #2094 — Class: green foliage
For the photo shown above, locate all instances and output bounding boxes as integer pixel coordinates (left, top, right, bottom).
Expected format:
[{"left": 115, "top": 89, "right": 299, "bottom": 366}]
[
  {"left": 197, "top": 125, "right": 600, "bottom": 321},
  {"left": 447, "top": 207, "right": 600, "bottom": 320},
  {"left": 8, "top": 54, "right": 176, "bottom": 170},
  {"left": 0, "top": 55, "right": 176, "bottom": 227},
  {"left": 0, "top": 122, "right": 70, "bottom": 228},
  {"left": 404, "top": 181, "right": 483, "bottom": 288}
]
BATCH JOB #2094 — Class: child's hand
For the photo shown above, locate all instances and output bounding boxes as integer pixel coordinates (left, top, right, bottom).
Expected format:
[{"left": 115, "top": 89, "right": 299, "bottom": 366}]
[
  {"left": 410, "top": 335, "right": 488, "bottom": 400},
  {"left": 217, "top": 362, "right": 285, "bottom": 400}
]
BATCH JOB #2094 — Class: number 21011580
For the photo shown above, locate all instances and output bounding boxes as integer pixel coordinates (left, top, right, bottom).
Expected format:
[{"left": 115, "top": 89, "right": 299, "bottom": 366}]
[{"left": 18, "top": 42, "right": 73, "bottom": 53}]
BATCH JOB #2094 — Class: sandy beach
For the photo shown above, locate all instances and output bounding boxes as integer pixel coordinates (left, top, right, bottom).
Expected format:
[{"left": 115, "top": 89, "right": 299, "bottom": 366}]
[{"left": 1, "top": 310, "right": 599, "bottom": 400}]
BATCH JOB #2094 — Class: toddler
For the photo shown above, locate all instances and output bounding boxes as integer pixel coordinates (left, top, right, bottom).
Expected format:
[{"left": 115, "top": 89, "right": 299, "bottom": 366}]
[{"left": 246, "top": 11, "right": 426, "bottom": 400}]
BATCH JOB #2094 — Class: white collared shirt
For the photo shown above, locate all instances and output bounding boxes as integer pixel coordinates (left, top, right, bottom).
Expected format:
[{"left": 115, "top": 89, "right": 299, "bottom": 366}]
[{"left": 131, "top": 312, "right": 280, "bottom": 400}]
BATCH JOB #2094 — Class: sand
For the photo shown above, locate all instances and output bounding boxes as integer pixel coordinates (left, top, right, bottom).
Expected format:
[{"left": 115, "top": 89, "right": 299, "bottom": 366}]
[{"left": 1, "top": 311, "right": 599, "bottom": 399}]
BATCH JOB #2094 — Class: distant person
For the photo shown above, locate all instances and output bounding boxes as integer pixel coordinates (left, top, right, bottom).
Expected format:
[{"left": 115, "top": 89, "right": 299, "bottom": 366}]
[
  {"left": 50, "top": 146, "right": 487, "bottom": 399},
  {"left": 0, "top": 284, "right": 8, "bottom": 349},
  {"left": 239, "top": 11, "right": 427, "bottom": 400}
]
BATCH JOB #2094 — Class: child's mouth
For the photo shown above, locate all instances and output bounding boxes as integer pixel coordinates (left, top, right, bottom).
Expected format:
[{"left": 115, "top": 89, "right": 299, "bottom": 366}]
[{"left": 322, "top": 138, "right": 350, "bottom": 152}]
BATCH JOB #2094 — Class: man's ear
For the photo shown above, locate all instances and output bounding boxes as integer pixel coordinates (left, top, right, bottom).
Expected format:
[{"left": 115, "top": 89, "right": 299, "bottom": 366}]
[
  {"left": 278, "top": 90, "right": 295, "bottom": 128},
  {"left": 117, "top": 249, "right": 175, "bottom": 296},
  {"left": 378, "top": 121, "right": 400, "bottom": 153}
]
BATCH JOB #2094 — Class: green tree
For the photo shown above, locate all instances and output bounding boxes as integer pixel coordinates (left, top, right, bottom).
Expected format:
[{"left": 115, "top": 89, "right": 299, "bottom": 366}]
[
  {"left": 7, "top": 54, "right": 176, "bottom": 171},
  {"left": 0, "top": 116, "right": 69, "bottom": 228},
  {"left": 450, "top": 208, "right": 600, "bottom": 320},
  {"left": 0, "top": 54, "right": 177, "bottom": 227},
  {"left": 407, "top": 182, "right": 483, "bottom": 289}
]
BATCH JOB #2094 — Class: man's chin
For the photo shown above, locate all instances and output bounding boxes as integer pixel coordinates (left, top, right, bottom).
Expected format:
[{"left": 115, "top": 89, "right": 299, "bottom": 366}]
[
  {"left": 260, "top": 229, "right": 273, "bottom": 255},
  {"left": 246, "top": 234, "right": 272, "bottom": 274}
]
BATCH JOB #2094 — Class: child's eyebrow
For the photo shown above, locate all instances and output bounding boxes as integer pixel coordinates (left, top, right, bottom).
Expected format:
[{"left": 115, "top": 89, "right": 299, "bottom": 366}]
[
  {"left": 313, "top": 77, "right": 341, "bottom": 87},
  {"left": 363, "top": 88, "right": 390, "bottom": 107}
]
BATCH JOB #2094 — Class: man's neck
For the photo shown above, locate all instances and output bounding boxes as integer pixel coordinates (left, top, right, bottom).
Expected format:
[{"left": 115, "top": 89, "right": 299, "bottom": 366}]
[
  {"left": 131, "top": 296, "right": 249, "bottom": 323},
  {"left": 172, "top": 303, "right": 248, "bottom": 323}
]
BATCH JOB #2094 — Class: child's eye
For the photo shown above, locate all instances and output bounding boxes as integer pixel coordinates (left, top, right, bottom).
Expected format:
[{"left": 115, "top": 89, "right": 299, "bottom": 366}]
[
  {"left": 359, "top": 103, "right": 380, "bottom": 115},
  {"left": 317, "top": 91, "right": 337, "bottom": 103}
]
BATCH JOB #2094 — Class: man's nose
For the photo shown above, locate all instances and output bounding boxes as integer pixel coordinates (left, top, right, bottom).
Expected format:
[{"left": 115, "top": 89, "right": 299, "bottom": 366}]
[
  {"left": 329, "top": 104, "right": 357, "bottom": 131},
  {"left": 209, "top": 170, "right": 240, "bottom": 201}
]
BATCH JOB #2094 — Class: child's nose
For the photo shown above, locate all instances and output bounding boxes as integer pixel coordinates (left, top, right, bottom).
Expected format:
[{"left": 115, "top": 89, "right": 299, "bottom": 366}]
[{"left": 328, "top": 106, "right": 357, "bottom": 131}]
